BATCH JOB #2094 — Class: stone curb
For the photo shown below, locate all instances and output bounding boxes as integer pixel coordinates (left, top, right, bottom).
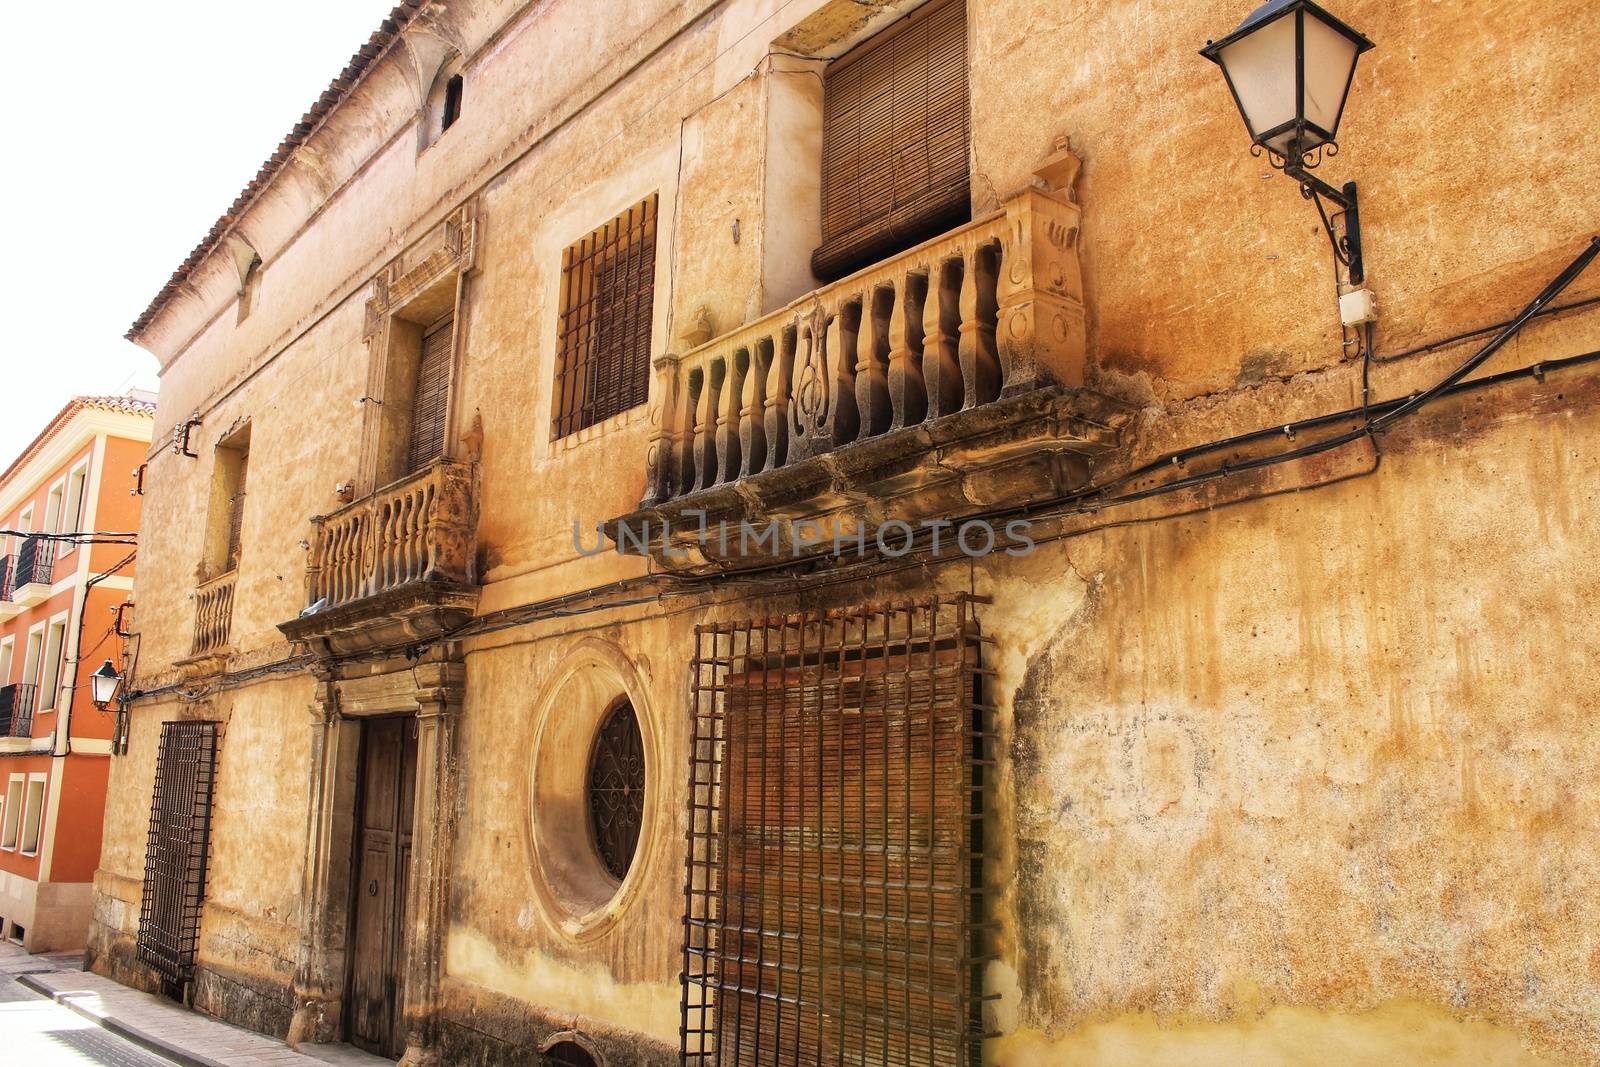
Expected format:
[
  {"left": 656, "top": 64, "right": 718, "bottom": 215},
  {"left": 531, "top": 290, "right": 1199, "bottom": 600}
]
[{"left": 17, "top": 970, "right": 228, "bottom": 1067}]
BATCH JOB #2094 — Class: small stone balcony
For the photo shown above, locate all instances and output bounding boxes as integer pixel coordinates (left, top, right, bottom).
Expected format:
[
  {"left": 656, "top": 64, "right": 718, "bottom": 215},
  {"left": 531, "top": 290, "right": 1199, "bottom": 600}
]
[
  {"left": 608, "top": 177, "right": 1129, "bottom": 571},
  {"left": 191, "top": 571, "right": 236, "bottom": 656},
  {"left": 280, "top": 458, "right": 476, "bottom": 656}
]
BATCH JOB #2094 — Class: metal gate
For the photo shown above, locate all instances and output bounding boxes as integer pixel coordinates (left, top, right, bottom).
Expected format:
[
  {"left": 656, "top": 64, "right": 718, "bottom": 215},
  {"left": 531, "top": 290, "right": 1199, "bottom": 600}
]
[
  {"left": 137, "top": 720, "right": 219, "bottom": 994},
  {"left": 681, "top": 595, "right": 993, "bottom": 1067}
]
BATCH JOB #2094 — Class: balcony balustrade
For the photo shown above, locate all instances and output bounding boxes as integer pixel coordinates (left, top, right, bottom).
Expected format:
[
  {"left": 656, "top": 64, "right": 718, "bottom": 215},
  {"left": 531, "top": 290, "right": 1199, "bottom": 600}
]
[
  {"left": 282, "top": 458, "right": 476, "bottom": 656},
  {"left": 192, "top": 570, "right": 237, "bottom": 656},
  {"left": 0, "top": 682, "right": 37, "bottom": 738},
  {"left": 612, "top": 179, "right": 1130, "bottom": 572},
  {"left": 637, "top": 187, "right": 1087, "bottom": 508},
  {"left": 9, "top": 537, "right": 56, "bottom": 607}
]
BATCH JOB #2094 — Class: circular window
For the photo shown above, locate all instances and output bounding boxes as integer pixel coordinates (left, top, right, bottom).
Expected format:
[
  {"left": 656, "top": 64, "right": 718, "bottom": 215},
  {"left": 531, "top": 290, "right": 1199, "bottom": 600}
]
[
  {"left": 528, "top": 641, "right": 658, "bottom": 939},
  {"left": 587, "top": 700, "right": 645, "bottom": 880}
]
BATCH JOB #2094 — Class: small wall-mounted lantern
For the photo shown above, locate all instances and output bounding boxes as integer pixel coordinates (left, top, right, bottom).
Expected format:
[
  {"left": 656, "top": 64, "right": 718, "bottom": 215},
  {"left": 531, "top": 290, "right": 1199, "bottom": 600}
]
[
  {"left": 90, "top": 659, "right": 122, "bottom": 709},
  {"left": 1202, "top": 0, "right": 1375, "bottom": 283}
]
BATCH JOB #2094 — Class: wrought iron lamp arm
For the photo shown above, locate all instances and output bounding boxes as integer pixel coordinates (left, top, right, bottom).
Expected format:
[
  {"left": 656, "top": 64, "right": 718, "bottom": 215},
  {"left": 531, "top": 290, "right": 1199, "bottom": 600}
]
[{"left": 1283, "top": 160, "right": 1364, "bottom": 285}]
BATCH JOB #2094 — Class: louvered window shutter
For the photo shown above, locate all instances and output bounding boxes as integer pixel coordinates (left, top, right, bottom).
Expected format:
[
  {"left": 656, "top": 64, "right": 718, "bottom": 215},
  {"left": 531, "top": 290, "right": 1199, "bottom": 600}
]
[
  {"left": 225, "top": 451, "right": 249, "bottom": 572},
  {"left": 812, "top": 0, "right": 970, "bottom": 281},
  {"left": 406, "top": 315, "right": 454, "bottom": 474}
]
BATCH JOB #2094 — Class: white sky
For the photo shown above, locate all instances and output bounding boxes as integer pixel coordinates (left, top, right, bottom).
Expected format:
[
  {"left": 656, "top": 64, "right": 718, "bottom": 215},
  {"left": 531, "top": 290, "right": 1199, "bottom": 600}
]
[{"left": 0, "top": 2, "right": 390, "bottom": 462}]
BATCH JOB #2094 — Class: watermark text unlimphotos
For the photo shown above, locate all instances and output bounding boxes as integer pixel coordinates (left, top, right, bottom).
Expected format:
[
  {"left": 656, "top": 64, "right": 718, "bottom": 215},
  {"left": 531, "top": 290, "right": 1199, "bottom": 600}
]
[{"left": 573, "top": 512, "right": 1036, "bottom": 560}]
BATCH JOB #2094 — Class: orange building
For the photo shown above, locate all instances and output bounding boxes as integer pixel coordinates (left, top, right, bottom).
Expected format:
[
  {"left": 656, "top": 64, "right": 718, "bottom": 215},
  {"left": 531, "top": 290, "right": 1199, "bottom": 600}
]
[{"left": 0, "top": 392, "right": 154, "bottom": 951}]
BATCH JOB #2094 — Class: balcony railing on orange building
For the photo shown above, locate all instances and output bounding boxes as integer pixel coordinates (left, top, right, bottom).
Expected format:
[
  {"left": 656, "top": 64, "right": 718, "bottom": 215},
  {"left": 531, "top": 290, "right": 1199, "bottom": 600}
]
[
  {"left": 4, "top": 537, "right": 57, "bottom": 610},
  {"left": 0, "top": 682, "right": 38, "bottom": 738}
]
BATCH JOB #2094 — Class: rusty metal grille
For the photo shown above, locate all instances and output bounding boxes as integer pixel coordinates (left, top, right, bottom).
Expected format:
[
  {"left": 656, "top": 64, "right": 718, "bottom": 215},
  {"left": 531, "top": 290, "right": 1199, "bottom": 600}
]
[
  {"left": 138, "top": 720, "right": 219, "bottom": 993},
  {"left": 588, "top": 699, "right": 646, "bottom": 880},
  {"left": 682, "top": 595, "right": 993, "bottom": 1067},
  {"left": 553, "top": 195, "right": 658, "bottom": 438}
]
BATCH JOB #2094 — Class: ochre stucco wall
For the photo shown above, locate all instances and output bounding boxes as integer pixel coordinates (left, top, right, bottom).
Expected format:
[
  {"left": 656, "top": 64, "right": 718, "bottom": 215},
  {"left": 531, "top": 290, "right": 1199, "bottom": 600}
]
[{"left": 96, "top": 0, "right": 1600, "bottom": 1063}]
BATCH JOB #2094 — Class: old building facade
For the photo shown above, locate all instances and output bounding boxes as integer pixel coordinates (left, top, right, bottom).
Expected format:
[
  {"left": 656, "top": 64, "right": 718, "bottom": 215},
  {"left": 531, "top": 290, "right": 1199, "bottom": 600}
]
[
  {"left": 0, "top": 393, "right": 152, "bottom": 951},
  {"left": 91, "top": 1, "right": 1598, "bottom": 1066}
]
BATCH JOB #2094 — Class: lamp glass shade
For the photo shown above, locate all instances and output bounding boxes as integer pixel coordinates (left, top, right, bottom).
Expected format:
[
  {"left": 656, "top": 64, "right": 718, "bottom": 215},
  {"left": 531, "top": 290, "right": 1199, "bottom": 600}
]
[
  {"left": 1202, "top": 0, "right": 1373, "bottom": 160},
  {"left": 90, "top": 659, "right": 120, "bottom": 705}
]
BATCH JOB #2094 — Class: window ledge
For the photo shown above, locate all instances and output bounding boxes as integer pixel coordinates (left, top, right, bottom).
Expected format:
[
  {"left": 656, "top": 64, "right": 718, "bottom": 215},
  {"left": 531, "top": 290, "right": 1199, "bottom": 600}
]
[{"left": 552, "top": 403, "right": 650, "bottom": 453}]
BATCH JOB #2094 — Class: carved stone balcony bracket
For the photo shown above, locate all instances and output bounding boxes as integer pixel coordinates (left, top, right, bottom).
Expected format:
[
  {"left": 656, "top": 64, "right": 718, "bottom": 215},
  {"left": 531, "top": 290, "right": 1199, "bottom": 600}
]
[
  {"left": 363, "top": 200, "right": 478, "bottom": 340},
  {"left": 281, "top": 458, "right": 477, "bottom": 657},
  {"left": 280, "top": 581, "right": 477, "bottom": 658},
  {"left": 605, "top": 385, "right": 1132, "bottom": 575}
]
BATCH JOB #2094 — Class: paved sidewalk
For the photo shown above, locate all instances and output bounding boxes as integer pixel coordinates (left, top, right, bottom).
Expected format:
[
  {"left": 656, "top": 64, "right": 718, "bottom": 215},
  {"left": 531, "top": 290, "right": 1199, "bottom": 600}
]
[{"left": 10, "top": 956, "right": 385, "bottom": 1067}]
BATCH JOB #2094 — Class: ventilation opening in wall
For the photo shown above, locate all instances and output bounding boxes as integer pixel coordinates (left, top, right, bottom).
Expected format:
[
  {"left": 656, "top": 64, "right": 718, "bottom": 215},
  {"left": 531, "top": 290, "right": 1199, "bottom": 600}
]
[
  {"left": 7, "top": 923, "right": 24, "bottom": 945},
  {"left": 541, "top": 1038, "right": 600, "bottom": 1067}
]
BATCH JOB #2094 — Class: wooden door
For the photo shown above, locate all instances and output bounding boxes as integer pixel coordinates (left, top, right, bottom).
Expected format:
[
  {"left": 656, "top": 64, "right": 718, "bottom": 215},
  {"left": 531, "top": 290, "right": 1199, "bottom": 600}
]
[{"left": 347, "top": 717, "right": 417, "bottom": 1059}]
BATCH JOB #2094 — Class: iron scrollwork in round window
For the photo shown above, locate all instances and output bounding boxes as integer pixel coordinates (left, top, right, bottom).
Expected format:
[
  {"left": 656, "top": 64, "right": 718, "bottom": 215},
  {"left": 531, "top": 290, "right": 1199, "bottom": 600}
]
[{"left": 587, "top": 700, "right": 645, "bottom": 880}]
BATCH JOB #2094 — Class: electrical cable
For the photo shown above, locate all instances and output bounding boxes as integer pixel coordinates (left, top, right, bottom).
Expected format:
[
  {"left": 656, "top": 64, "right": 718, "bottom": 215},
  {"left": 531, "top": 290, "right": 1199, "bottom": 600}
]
[{"left": 122, "top": 237, "right": 1600, "bottom": 702}]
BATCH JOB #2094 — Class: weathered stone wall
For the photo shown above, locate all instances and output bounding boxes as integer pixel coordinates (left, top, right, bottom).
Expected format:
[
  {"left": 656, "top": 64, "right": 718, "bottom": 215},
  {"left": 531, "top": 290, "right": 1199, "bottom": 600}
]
[{"left": 100, "top": 0, "right": 1600, "bottom": 1063}]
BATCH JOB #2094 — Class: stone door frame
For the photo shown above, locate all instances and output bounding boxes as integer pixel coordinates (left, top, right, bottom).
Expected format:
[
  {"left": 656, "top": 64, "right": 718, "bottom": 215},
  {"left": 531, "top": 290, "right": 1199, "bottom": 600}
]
[{"left": 288, "top": 644, "right": 462, "bottom": 1066}]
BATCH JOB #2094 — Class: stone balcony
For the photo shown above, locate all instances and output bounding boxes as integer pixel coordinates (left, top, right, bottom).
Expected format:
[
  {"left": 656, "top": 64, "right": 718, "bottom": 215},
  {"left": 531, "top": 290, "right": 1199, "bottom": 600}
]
[
  {"left": 191, "top": 570, "right": 237, "bottom": 656},
  {"left": 607, "top": 176, "right": 1130, "bottom": 572},
  {"left": 280, "top": 458, "right": 476, "bottom": 656}
]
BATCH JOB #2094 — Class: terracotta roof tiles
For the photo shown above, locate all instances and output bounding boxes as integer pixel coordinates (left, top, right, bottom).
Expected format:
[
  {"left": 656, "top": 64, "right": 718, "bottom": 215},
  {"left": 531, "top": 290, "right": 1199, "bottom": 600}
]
[{"left": 2, "top": 394, "right": 158, "bottom": 488}]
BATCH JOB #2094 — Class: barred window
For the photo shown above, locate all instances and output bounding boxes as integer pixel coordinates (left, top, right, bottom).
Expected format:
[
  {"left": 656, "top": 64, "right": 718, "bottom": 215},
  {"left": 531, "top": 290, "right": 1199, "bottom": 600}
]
[{"left": 553, "top": 195, "right": 658, "bottom": 438}]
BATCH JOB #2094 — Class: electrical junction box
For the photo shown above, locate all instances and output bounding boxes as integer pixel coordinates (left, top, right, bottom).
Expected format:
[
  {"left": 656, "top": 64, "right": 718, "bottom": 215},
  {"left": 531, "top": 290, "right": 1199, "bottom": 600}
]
[{"left": 1340, "top": 287, "right": 1378, "bottom": 326}]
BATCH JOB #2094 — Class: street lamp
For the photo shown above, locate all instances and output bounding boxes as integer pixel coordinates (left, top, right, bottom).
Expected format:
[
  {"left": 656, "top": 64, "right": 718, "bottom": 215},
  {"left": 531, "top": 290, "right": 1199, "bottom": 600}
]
[
  {"left": 90, "top": 659, "right": 121, "bottom": 709},
  {"left": 1202, "top": 0, "right": 1375, "bottom": 283}
]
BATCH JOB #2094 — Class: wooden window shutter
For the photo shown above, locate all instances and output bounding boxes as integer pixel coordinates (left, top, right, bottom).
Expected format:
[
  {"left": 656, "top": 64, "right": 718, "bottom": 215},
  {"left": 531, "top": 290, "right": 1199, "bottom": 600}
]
[
  {"left": 812, "top": 0, "right": 970, "bottom": 281},
  {"left": 406, "top": 315, "right": 454, "bottom": 474},
  {"left": 554, "top": 196, "right": 658, "bottom": 439},
  {"left": 682, "top": 596, "right": 992, "bottom": 1067},
  {"left": 225, "top": 450, "right": 249, "bottom": 572}
]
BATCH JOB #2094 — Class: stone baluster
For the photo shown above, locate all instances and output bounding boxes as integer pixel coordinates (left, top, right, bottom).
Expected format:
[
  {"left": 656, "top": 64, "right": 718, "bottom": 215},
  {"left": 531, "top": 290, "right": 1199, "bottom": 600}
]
[
  {"left": 638, "top": 355, "right": 682, "bottom": 507},
  {"left": 691, "top": 362, "right": 720, "bottom": 493},
  {"left": 958, "top": 244, "right": 1002, "bottom": 408},
  {"left": 715, "top": 351, "right": 745, "bottom": 484},
  {"left": 887, "top": 272, "right": 927, "bottom": 429},
  {"left": 922, "top": 257, "right": 963, "bottom": 419},
  {"left": 855, "top": 290, "right": 892, "bottom": 440},
  {"left": 673, "top": 368, "right": 700, "bottom": 500},
  {"left": 740, "top": 338, "right": 769, "bottom": 477},
  {"left": 827, "top": 305, "right": 860, "bottom": 448},
  {"left": 761, "top": 332, "right": 793, "bottom": 473}
]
